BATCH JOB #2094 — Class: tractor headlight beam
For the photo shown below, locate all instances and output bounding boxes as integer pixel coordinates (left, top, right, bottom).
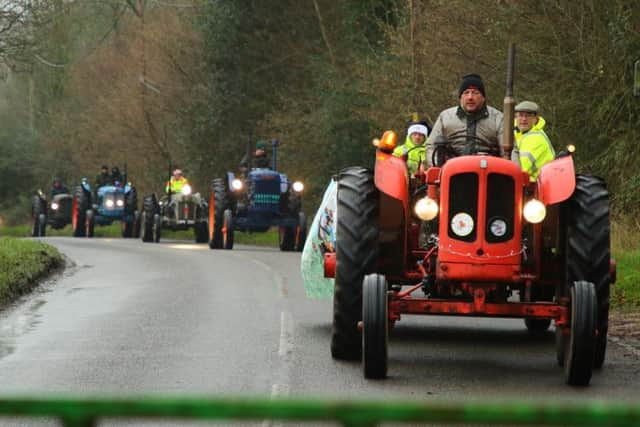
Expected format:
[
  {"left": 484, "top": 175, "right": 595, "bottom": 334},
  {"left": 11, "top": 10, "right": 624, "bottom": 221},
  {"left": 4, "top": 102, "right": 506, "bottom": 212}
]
[
  {"left": 292, "top": 181, "right": 304, "bottom": 193},
  {"left": 523, "top": 199, "right": 546, "bottom": 223},
  {"left": 231, "top": 179, "right": 243, "bottom": 191},
  {"left": 414, "top": 196, "right": 439, "bottom": 221}
]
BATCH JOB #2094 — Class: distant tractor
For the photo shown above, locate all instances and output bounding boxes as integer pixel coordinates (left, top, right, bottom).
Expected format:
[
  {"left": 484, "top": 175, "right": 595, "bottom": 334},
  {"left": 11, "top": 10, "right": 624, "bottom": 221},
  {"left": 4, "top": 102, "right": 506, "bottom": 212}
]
[
  {"left": 72, "top": 178, "right": 140, "bottom": 238},
  {"left": 140, "top": 182, "right": 209, "bottom": 244},
  {"left": 31, "top": 189, "right": 73, "bottom": 237},
  {"left": 209, "top": 139, "right": 306, "bottom": 251},
  {"left": 325, "top": 126, "right": 614, "bottom": 386}
]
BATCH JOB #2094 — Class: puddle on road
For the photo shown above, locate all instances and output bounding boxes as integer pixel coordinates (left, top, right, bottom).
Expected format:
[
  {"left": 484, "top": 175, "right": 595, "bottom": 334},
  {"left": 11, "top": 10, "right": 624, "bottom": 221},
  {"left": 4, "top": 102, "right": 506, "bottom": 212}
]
[
  {"left": 0, "top": 294, "right": 49, "bottom": 361},
  {"left": 0, "top": 255, "right": 82, "bottom": 361},
  {"left": 0, "top": 301, "right": 43, "bottom": 360}
]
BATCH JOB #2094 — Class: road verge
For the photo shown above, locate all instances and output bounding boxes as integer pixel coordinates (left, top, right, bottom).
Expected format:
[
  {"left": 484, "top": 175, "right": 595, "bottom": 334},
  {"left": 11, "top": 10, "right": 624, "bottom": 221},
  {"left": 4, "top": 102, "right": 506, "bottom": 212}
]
[{"left": 0, "top": 237, "right": 64, "bottom": 309}]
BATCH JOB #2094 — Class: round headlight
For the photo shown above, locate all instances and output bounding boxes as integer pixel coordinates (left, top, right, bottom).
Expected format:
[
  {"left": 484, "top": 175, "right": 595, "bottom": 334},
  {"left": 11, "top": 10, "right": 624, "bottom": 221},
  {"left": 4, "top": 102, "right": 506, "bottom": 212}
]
[
  {"left": 116, "top": 199, "right": 124, "bottom": 207},
  {"left": 451, "top": 212, "right": 474, "bottom": 237},
  {"left": 51, "top": 202, "right": 59, "bottom": 210},
  {"left": 489, "top": 218, "right": 507, "bottom": 237},
  {"left": 105, "top": 199, "right": 115, "bottom": 208},
  {"left": 181, "top": 184, "right": 192, "bottom": 195},
  {"left": 414, "top": 197, "right": 439, "bottom": 221},
  {"left": 523, "top": 199, "right": 546, "bottom": 223},
  {"left": 292, "top": 181, "right": 304, "bottom": 192},
  {"left": 231, "top": 179, "right": 243, "bottom": 191}
]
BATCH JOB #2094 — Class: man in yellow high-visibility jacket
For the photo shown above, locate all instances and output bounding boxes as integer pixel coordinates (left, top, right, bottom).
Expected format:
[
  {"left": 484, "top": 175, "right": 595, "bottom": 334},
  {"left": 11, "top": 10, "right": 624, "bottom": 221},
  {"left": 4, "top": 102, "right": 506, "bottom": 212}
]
[
  {"left": 514, "top": 101, "right": 555, "bottom": 182},
  {"left": 166, "top": 169, "right": 190, "bottom": 193}
]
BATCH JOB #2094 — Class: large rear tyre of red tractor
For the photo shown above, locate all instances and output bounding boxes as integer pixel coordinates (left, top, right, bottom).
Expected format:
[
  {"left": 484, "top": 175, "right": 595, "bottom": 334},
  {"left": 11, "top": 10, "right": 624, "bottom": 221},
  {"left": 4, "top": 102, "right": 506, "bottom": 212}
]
[
  {"left": 564, "top": 280, "right": 597, "bottom": 386},
  {"left": 566, "top": 175, "right": 611, "bottom": 369},
  {"left": 331, "top": 167, "right": 379, "bottom": 361},
  {"left": 363, "top": 274, "right": 388, "bottom": 379}
]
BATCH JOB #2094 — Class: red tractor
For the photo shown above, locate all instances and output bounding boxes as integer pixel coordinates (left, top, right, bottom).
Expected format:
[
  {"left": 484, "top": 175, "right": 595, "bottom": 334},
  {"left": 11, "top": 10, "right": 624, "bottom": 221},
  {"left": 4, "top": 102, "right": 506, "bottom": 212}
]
[{"left": 325, "top": 130, "right": 614, "bottom": 386}]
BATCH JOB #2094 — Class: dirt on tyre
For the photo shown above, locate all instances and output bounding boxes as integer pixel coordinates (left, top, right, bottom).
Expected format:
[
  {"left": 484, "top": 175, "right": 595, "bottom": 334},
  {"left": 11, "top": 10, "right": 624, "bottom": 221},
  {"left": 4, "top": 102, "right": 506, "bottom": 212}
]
[
  {"left": 565, "top": 175, "right": 611, "bottom": 369},
  {"left": 331, "top": 166, "right": 379, "bottom": 361},
  {"left": 363, "top": 274, "right": 388, "bottom": 379}
]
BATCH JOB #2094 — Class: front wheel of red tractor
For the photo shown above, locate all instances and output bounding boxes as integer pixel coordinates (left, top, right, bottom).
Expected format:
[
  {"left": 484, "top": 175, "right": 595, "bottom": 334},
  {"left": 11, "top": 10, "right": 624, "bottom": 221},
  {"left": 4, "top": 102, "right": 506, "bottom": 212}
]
[
  {"left": 565, "top": 175, "right": 611, "bottom": 369},
  {"left": 331, "top": 167, "right": 379, "bottom": 361},
  {"left": 363, "top": 273, "right": 388, "bottom": 379},
  {"left": 564, "top": 280, "right": 597, "bottom": 386}
]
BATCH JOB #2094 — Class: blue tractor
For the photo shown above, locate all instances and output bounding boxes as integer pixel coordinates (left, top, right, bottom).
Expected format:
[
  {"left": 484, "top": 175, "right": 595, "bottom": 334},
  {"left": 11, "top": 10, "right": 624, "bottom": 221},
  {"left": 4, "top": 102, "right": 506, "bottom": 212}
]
[
  {"left": 72, "top": 178, "right": 140, "bottom": 238},
  {"left": 209, "top": 139, "right": 307, "bottom": 251}
]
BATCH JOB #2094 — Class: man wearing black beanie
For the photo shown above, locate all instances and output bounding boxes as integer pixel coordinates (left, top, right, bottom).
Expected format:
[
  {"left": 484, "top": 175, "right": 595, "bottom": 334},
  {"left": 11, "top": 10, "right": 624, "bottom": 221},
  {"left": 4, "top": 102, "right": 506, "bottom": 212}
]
[
  {"left": 458, "top": 73, "right": 486, "bottom": 97},
  {"left": 426, "top": 73, "right": 504, "bottom": 166}
]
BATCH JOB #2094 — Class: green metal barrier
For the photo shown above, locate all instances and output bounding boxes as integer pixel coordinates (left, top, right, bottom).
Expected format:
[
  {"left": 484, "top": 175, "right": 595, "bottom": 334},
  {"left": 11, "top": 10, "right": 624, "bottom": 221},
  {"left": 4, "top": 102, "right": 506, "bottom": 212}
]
[{"left": 0, "top": 397, "right": 639, "bottom": 426}]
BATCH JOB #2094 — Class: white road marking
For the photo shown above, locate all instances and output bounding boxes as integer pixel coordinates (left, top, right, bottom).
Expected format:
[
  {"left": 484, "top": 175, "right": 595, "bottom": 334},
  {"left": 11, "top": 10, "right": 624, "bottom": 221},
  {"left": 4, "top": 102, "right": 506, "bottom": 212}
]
[
  {"left": 250, "top": 259, "right": 288, "bottom": 297},
  {"left": 271, "top": 382, "right": 290, "bottom": 397},
  {"left": 279, "top": 311, "right": 294, "bottom": 357},
  {"left": 249, "top": 258, "right": 294, "bottom": 427}
]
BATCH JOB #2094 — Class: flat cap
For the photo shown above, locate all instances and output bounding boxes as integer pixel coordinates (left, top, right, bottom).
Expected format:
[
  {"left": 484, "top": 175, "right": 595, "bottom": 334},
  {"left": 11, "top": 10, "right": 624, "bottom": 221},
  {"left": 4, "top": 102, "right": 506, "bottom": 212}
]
[{"left": 515, "top": 101, "right": 539, "bottom": 113}]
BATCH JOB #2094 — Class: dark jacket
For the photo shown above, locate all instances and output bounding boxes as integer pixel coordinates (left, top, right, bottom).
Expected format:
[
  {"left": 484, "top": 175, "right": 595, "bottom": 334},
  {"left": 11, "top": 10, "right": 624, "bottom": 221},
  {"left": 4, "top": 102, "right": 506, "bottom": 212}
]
[
  {"left": 95, "top": 173, "right": 111, "bottom": 188},
  {"left": 426, "top": 104, "right": 504, "bottom": 166}
]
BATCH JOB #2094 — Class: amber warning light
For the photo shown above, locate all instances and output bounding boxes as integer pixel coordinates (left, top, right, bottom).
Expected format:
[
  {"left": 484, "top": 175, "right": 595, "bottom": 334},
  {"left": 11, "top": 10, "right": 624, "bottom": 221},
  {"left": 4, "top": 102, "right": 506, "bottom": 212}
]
[{"left": 375, "top": 130, "right": 397, "bottom": 153}]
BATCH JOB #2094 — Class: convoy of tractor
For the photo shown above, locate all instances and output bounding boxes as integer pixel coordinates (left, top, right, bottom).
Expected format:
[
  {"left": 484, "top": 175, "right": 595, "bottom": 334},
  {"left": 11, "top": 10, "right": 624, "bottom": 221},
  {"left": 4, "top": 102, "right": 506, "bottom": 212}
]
[{"left": 28, "top": 48, "right": 618, "bottom": 389}]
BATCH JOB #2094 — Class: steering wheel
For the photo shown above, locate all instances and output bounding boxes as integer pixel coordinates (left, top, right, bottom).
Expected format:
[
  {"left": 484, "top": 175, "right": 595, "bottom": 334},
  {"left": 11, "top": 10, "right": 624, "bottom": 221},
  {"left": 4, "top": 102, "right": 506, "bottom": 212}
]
[{"left": 432, "top": 130, "right": 500, "bottom": 166}]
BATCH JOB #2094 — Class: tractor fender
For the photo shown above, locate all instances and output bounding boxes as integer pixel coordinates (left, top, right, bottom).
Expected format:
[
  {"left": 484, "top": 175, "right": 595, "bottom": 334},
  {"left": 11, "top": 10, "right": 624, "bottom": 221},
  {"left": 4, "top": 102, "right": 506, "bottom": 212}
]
[
  {"left": 536, "top": 155, "right": 576, "bottom": 206},
  {"left": 373, "top": 150, "right": 409, "bottom": 205}
]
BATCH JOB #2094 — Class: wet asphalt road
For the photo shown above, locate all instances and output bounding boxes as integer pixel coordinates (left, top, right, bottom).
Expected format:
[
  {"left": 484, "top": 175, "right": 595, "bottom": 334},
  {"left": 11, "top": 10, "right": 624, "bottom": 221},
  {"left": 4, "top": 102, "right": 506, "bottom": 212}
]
[{"left": 0, "top": 237, "right": 638, "bottom": 425}]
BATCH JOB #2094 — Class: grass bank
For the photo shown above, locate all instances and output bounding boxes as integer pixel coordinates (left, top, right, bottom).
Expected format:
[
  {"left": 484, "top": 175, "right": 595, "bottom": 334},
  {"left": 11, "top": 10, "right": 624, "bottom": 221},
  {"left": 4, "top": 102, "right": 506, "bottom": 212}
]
[
  {"left": 0, "top": 237, "right": 64, "bottom": 308},
  {"left": 611, "top": 216, "right": 640, "bottom": 308},
  {"left": 0, "top": 224, "right": 279, "bottom": 246}
]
